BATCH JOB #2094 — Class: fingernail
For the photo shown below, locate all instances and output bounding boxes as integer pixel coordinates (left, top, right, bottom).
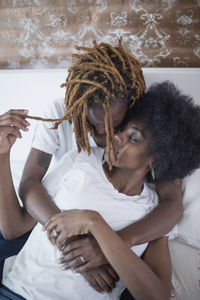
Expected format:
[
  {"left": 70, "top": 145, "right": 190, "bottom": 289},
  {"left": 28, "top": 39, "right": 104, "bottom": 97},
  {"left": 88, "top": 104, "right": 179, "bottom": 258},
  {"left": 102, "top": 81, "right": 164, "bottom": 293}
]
[
  {"left": 24, "top": 127, "right": 29, "bottom": 131},
  {"left": 25, "top": 121, "right": 30, "bottom": 126},
  {"left": 24, "top": 110, "right": 28, "bottom": 114},
  {"left": 71, "top": 268, "right": 76, "bottom": 273},
  {"left": 61, "top": 264, "right": 68, "bottom": 270},
  {"left": 59, "top": 257, "right": 64, "bottom": 264}
]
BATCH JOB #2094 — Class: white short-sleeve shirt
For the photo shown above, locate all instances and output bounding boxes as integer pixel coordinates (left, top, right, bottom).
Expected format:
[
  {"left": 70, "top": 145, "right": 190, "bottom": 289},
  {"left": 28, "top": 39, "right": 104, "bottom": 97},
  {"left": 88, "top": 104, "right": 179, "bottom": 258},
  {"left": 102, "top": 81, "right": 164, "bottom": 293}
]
[{"left": 32, "top": 98, "right": 96, "bottom": 166}]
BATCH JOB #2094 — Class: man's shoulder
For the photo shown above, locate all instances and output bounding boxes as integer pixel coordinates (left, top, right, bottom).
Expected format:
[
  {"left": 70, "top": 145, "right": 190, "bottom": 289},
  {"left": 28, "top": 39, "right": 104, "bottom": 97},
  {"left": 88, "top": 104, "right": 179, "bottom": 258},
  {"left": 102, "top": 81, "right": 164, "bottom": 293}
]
[
  {"left": 51, "top": 98, "right": 65, "bottom": 107},
  {"left": 74, "top": 147, "right": 104, "bottom": 168},
  {"left": 40, "top": 98, "right": 65, "bottom": 119},
  {"left": 49, "top": 98, "right": 66, "bottom": 114}
]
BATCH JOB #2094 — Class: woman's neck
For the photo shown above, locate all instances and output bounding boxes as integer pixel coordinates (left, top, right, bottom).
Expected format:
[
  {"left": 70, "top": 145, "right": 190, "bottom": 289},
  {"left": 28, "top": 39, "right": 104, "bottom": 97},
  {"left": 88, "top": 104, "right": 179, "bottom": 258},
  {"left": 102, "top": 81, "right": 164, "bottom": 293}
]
[{"left": 103, "top": 162, "right": 146, "bottom": 196}]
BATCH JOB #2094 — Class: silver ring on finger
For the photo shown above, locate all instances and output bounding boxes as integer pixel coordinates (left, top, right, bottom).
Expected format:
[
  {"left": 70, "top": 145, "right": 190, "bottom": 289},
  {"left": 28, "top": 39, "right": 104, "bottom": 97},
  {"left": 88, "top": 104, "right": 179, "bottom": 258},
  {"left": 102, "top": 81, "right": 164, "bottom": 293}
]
[
  {"left": 52, "top": 229, "right": 58, "bottom": 238},
  {"left": 80, "top": 255, "right": 85, "bottom": 264}
]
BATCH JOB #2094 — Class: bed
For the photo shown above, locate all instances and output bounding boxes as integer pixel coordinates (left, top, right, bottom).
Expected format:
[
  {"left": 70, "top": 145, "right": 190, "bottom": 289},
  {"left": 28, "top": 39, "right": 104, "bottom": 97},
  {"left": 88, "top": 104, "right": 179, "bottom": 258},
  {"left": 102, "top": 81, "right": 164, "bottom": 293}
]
[{"left": 0, "top": 68, "right": 200, "bottom": 300}]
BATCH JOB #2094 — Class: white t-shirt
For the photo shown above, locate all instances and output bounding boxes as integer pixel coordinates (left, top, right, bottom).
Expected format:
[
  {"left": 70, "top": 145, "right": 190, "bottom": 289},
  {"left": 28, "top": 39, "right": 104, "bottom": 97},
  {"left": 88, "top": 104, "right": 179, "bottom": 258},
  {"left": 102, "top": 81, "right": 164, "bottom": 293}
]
[
  {"left": 3, "top": 148, "right": 158, "bottom": 300},
  {"left": 32, "top": 98, "right": 96, "bottom": 167}
]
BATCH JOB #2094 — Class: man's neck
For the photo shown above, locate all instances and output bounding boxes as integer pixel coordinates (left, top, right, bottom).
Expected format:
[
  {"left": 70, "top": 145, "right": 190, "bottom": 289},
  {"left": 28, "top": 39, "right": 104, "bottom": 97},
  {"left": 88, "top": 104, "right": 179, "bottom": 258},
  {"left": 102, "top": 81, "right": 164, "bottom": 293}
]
[{"left": 93, "top": 133, "right": 106, "bottom": 148}]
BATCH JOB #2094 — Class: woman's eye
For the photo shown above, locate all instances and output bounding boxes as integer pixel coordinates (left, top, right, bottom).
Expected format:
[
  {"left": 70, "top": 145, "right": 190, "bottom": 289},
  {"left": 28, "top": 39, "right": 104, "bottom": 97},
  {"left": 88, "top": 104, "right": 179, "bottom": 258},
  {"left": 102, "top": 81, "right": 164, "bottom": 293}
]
[{"left": 129, "top": 136, "right": 138, "bottom": 143}]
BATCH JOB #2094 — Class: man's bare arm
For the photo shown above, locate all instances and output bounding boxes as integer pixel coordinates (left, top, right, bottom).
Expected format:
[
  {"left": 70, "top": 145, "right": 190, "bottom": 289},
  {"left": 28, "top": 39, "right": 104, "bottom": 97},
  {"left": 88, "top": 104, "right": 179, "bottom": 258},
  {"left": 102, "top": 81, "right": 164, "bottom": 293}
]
[
  {"left": 18, "top": 146, "right": 119, "bottom": 294},
  {"left": 0, "top": 110, "right": 36, "bottom": 239},
  {"left": 118, "top": 180, "right": 183, "bottom": 246},
  {"left": 19, "top": 148, "right": 60, "bottom": 225}
]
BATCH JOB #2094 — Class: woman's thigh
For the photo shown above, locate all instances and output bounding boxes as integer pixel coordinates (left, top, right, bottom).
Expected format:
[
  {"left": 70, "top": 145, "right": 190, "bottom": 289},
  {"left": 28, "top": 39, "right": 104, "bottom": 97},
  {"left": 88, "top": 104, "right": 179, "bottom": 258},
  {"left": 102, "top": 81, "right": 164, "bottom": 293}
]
[
  {"left": 0, "top": 285, "right": 26, "bottom": 300},
  {"left": 120, "top": 288, "right": 135, "bottom": 300},
  {"left": 0, "top": 230, "right": 32, "bottom": 282},
  {"left": 0, "top": 230, "right": 32, "bottom": 260}
]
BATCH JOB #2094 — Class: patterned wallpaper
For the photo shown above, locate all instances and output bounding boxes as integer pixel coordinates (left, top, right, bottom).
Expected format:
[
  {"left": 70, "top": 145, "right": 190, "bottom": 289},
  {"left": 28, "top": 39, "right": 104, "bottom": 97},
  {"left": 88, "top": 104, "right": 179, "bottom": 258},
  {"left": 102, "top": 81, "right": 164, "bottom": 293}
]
[{"left": 0, "top": 0, "right": 200, "bottom": 69}]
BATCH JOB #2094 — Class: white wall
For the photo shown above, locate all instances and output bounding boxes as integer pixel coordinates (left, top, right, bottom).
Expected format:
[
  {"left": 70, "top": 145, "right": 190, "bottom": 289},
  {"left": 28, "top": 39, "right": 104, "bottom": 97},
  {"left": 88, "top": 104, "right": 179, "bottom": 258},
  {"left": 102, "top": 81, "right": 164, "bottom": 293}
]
[{"left": 1, "top": 68, "right": 199, "bottom": 113}]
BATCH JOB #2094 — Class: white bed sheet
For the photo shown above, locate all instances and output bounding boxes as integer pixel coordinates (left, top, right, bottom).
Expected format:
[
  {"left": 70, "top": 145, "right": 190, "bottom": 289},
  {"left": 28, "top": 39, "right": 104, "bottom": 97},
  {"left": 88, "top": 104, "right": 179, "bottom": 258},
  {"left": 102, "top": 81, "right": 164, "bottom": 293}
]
[{"left": 169, "top": 239, "right": 200, "bottom": 300}]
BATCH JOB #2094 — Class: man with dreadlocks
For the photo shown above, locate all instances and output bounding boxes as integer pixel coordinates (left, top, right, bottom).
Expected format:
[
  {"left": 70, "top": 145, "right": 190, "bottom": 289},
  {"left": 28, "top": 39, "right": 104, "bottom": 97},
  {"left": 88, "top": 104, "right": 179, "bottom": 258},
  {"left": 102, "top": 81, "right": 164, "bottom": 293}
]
[{"left": 0, "top": 39, "right": 182, "bottom": 296}]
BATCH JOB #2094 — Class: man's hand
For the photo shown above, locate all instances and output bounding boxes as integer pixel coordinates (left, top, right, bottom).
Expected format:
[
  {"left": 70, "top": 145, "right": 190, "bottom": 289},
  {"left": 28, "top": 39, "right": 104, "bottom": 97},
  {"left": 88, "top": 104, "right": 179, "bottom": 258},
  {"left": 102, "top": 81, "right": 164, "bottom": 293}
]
[
  {"left": 0, "top": 109, "right": 29, "bottom": 154},
  {"left": 59, "top": 235, "right": 108, "bottom": 272},
  {"left": 82, "top": 264, "right": 119, "bottom": 294}
]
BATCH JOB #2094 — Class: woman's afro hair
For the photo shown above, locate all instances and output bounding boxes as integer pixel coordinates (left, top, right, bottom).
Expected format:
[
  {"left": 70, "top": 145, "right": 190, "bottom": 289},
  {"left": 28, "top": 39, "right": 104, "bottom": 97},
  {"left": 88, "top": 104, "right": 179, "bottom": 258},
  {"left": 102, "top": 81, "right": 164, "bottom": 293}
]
[{"left": 125, "top": 81, "right": 200, "bottom": 182}]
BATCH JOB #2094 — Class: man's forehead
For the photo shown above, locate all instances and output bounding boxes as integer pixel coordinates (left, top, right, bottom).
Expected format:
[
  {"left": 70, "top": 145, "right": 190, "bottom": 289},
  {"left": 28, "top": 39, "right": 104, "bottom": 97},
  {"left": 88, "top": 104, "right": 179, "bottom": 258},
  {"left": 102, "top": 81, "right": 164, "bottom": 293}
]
[{"left": 87, "top": 100, "right": 128, "bottom": 124}]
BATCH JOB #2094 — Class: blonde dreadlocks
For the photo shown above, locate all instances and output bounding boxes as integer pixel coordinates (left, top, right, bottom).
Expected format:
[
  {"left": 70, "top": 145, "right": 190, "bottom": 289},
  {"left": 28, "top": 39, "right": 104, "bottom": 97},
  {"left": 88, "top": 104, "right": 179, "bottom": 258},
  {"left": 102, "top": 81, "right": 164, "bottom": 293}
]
[{"left": 28, "top": 38, "right": 145, "bottom": 169}]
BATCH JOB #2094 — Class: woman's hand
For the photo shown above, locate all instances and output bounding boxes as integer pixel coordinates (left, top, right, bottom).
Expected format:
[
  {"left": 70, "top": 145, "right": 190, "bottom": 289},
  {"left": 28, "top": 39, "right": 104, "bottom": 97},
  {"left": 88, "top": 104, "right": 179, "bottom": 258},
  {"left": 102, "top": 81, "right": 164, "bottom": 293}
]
[
  {"left": 0, "top": 109, "right": 29, "bottom": 154},
  {"left": 43, "top": 209, "right": 100, "bottom": 251}
]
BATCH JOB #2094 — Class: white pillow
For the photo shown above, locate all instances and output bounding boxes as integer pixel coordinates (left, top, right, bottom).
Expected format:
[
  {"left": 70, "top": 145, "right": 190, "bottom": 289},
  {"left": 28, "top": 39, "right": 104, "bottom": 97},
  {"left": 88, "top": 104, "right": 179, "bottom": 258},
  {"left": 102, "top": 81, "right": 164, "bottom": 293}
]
[
  {"left": 169, "top": 239, "right": 200, "bottom": 300},
  {"left": 177, "top": 169, "right": 200, "bottom": 248}
]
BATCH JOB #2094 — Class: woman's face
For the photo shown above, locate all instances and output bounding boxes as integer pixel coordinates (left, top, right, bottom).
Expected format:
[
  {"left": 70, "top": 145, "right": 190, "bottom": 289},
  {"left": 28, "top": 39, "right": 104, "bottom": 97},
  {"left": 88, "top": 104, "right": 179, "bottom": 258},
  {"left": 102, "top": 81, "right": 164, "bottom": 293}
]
[
  {"left": 104, "top": 120, "right": 154, "bottom": 171},
  {"left": 86, "top": 100, "right": 128, "bottom": 146}
]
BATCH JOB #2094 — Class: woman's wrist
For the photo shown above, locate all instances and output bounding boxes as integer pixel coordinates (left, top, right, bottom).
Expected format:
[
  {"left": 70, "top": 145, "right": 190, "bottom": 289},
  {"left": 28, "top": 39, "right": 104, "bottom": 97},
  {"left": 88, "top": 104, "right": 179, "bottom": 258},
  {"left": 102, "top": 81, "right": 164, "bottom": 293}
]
[
  {"left": 88, "top": 211, "right": 111, "bottom": 239},
  {"left": 87, "top": 211, "right": 105, "bottom": 234},
  {"left": 88, "top": 211, "right": 137, "bottom": 247}
]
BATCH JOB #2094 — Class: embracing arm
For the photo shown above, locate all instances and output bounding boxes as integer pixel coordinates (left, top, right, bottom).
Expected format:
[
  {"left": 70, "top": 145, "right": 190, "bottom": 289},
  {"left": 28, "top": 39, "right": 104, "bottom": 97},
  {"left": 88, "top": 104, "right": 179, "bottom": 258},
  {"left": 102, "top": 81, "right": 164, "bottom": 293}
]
[
  {"left": 19, "top": 148, "right": 61, "bottom": 225},
  {"left": 63, "top": 181, "right": 182, "bottom": 276},
  {"left": 41, "top": 180, "right": 181, "bottom": 294},
  {"left": 19, "top": 148, "right": 118, "bottom": 293},
  {"left": 43, "top": 181, "right": 181, "bottom": 293},
  {"left": 44, "top": 210, "right": 171, "bottom": 300},
  {"left": 91, "top": 218, "right": 171, "bottom": 300},
  {"left": 118, "top": 180, "right": 183, "bottom": 246}
]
